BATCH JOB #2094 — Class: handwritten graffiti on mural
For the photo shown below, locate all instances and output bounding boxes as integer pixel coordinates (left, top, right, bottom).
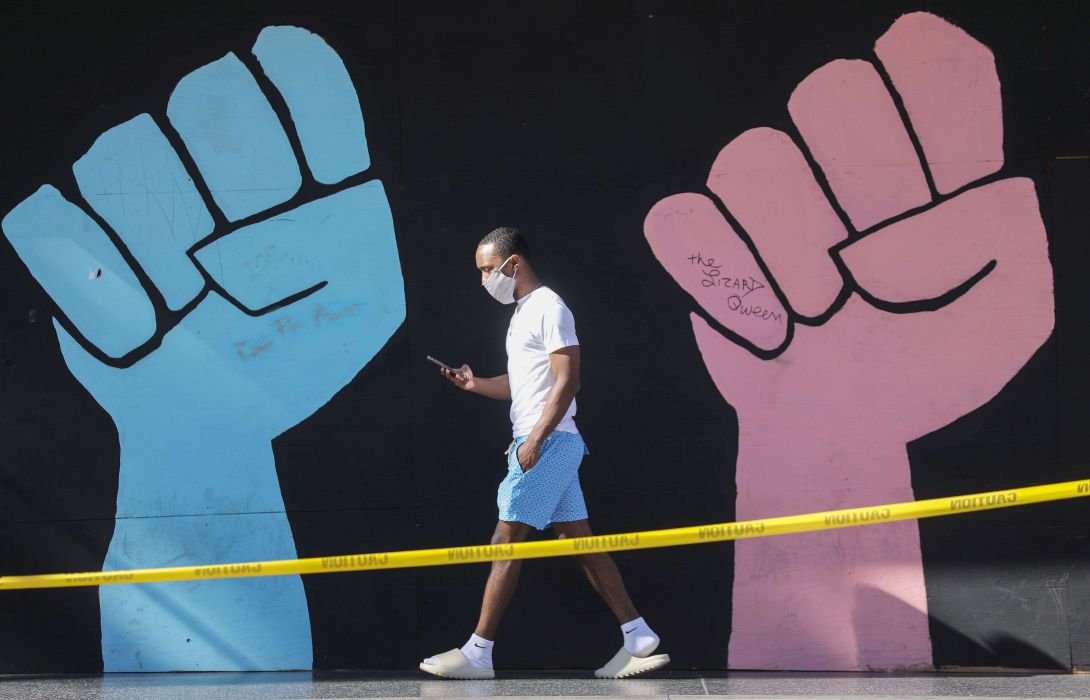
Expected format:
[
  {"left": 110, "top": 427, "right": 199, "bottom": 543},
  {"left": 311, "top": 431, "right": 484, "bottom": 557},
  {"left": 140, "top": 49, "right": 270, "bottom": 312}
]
[
  {"left": 688, "top": 253, "right": 783, "bottom": 323},
  {"left": 644, "top": 12, "right": 1054, "bottom": 671},
  {"left": 1, "top": 26, "right": 406, "bottom": 671}
]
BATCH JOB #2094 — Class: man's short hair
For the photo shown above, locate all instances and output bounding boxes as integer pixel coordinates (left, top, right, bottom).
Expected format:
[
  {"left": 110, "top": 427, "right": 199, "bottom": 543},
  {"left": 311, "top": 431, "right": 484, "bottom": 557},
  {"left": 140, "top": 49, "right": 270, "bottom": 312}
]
[{"left": 479, "top": 226, "right": 530, "bottom": 260}]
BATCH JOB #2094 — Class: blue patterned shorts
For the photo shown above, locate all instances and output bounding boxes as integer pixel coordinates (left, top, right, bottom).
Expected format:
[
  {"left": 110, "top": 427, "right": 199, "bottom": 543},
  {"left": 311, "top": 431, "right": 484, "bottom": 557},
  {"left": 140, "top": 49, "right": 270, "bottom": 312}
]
[{"left": 497, "top": 430, "right": 590, "bottom": 530}]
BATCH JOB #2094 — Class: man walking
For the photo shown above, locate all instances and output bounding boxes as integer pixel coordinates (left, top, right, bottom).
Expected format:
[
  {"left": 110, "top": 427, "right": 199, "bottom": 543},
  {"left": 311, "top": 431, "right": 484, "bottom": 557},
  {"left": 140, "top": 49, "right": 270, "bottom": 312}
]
[{"left": 419, "top": 227, "right": 670, "bottom": 680}]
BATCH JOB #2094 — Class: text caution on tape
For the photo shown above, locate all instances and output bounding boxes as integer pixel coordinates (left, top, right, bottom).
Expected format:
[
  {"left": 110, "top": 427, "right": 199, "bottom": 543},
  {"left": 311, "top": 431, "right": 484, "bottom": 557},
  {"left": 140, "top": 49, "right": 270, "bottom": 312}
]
[{"left": 1, "top": 479, "right": 1086, "bottom": 590}]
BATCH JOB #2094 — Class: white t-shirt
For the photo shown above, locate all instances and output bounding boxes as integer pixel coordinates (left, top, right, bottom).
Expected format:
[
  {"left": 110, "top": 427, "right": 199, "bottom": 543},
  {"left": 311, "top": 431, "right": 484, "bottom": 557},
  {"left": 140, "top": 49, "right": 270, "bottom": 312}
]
[{"left": 506, "top": 285, "right": 579, "bottom": 437}]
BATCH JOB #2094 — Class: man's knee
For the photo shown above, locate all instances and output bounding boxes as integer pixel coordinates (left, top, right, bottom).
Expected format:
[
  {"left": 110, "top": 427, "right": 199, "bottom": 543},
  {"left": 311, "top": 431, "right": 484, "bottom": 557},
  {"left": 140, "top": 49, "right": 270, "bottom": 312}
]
[
  {"left": 551, "top": 518, "right": 593, "bottom": 540},
  {"left": 492, "top": 519, "right": 533, "bottom": 544}
]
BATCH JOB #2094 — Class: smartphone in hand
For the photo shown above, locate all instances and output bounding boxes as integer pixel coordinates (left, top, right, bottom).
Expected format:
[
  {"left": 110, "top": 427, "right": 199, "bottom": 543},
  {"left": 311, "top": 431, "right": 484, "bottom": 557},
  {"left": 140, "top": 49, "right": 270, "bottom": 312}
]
[{"left": 426, "top": 355, "right": 462, "bottom": 378}]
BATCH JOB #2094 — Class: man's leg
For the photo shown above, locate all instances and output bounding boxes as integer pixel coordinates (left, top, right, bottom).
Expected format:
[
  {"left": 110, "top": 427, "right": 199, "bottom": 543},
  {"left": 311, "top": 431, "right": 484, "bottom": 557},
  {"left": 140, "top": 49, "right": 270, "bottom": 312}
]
[
  {"left": 420, "top": 518, "right": 533, "bottom": 675},
  {"left": 552, "top": 517, "right": 663, "bottom": 662},
  {"left": 551, "top": 518, "right": 639, "bottom": 623},
  {"left": 473, "top": 519, "right": 534, "bottom": 639}
]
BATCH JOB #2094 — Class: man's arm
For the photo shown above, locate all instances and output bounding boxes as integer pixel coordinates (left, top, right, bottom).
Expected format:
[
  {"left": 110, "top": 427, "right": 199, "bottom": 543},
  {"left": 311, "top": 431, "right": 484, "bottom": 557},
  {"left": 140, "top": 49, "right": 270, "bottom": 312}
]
[
  {"left": 441, "top": 364, "right": 511, "bottom": 400},
  {"left": 517, "top": 346, "right": 580, "bottom": 470}
]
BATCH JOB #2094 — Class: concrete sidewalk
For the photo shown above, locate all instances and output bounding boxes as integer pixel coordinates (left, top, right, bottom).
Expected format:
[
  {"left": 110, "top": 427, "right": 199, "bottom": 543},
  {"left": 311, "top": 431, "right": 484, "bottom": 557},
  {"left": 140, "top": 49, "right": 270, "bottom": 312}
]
[{"left": 0, "top": 670, "right": 1088, "bottom": 700}]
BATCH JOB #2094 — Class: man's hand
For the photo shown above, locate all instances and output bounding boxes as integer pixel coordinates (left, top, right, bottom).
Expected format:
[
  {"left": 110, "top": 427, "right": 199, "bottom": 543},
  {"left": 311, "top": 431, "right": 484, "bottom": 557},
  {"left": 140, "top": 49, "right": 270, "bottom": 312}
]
[
  {"left": 440, "top": 365, "right": 511, "bottom": 400},
  {"left": 440, "top": 363, "right": 474, "bottom": 391},
  {"left": 516, "top": 438, "right": 542, "bottom": 473}
]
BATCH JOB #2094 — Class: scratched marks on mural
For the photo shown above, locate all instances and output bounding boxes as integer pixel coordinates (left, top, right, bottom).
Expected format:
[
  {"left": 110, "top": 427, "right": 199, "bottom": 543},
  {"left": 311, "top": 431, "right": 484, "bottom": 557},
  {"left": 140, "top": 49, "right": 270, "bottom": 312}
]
[{"left": 1, "top": 25, "right": 406, "bottom": 671}]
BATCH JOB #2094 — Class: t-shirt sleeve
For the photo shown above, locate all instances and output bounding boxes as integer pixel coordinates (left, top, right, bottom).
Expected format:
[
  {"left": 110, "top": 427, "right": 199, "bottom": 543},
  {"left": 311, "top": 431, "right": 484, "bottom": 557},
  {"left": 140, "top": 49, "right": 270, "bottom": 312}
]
[{"left": 540, "top": 301, "right": 579, "bottom": 353}]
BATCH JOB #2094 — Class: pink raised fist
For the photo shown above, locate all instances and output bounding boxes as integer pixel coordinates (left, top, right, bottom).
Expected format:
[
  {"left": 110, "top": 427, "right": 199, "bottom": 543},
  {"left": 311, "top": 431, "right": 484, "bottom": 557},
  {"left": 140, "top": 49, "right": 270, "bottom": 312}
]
[{"left": 644, "top": 12, "right": 1054, "bottom": 670}]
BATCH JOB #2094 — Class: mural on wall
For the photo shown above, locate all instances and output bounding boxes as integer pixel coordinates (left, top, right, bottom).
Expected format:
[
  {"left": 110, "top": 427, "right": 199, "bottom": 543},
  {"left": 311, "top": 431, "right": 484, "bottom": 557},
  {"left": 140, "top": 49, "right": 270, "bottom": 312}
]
[
  {"left": 644, "top": 12, "right": 1055, "bottom": 671},
  {"left": 1, "top": 26, "right": 405, "bottom": 670}
]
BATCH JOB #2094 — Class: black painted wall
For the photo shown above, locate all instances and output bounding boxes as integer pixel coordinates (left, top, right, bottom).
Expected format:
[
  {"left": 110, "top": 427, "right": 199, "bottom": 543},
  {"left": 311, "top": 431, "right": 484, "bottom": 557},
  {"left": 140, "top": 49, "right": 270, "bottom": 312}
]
[{"left": 0, "top": 0, "right": 1087, "bottom": 673}]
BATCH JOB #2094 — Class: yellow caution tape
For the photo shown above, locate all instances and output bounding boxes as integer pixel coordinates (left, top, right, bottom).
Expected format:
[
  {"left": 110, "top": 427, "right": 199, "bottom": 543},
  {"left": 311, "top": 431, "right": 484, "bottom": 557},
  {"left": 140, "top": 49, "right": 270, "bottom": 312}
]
[{"left": 2, "top": 478, "right": 1087, "bottom": 591}]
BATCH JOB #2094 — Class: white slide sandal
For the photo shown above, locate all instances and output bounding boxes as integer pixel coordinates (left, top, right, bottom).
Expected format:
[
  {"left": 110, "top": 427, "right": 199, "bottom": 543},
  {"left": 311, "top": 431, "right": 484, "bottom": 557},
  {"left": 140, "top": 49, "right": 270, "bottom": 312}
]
[
  {"left": 419, "top": 648, "right": 496, "bottom": 679},
  {"left": 594, "top": 646, "right": 671, "bottom": 678}
]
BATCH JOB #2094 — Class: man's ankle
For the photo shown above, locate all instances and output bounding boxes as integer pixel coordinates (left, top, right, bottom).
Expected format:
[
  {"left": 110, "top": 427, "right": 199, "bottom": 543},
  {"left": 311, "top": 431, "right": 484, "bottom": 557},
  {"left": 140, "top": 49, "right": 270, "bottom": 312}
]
[{"left": 461, "top": 632, "right": 495, "bottom": 669}]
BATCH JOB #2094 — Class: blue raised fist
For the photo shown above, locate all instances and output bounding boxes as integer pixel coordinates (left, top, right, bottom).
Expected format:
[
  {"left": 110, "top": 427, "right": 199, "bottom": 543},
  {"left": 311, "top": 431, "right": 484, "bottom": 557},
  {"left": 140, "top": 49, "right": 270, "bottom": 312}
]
[{"left": 2, "top": 27, "right": 405, "bottom": 670}]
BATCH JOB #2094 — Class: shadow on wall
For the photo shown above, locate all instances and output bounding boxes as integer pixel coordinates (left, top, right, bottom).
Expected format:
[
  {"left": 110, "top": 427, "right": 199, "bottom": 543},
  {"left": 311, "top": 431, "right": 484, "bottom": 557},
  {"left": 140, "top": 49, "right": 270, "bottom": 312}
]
[{"left": 854, "top": 585, "right": 1068, "bottom": 672}]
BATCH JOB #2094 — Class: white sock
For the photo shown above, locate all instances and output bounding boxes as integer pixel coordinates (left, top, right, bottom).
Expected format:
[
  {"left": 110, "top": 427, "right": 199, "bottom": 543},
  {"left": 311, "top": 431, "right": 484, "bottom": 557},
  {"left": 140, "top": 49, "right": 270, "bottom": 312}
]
[
  {"left": 621, "top": 616, "right": 659, "bottom": 657},
  {"left": 459, "top": 633, "right": 494, "bottom": 669}
]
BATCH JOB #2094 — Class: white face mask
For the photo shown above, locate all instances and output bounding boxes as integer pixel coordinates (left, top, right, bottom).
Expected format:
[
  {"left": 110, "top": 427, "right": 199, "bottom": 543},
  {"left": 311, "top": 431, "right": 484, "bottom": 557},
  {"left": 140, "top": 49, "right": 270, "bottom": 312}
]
[{"left": 482, "top": 254, "right": 518, "bottom": 304}]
